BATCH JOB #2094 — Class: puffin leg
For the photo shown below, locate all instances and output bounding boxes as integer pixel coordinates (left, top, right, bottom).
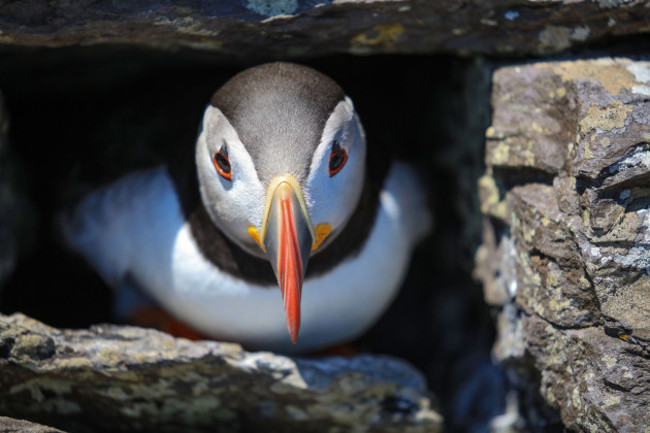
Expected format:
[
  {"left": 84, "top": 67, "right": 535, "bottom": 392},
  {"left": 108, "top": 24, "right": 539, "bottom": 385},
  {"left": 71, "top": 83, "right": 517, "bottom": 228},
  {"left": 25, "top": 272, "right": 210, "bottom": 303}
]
[
  {"left": 129, "top": 306, "right": 207, "bottom": 341},
  {"left": 116, "top": 276, "right": 208, "bottom": 341}
]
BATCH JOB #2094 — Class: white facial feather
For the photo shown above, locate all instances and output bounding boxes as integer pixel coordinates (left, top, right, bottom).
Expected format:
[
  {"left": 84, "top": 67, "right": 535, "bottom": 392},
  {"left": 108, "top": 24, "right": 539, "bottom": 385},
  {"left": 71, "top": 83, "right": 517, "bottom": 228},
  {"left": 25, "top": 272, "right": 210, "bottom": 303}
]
[
  {"left": 305, "top": 97, "right": 366, "bottom": 246},
  {"left": 196, "top": 106, "right": 266, "bottom": 258}
]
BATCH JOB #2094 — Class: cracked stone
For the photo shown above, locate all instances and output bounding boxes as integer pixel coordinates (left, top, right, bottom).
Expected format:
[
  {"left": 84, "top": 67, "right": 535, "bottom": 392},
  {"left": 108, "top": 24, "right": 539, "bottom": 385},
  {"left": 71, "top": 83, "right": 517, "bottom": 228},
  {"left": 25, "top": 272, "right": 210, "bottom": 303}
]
[
  {"left": 475, "top": 58, "right": 650, "bottom": 432},
  {"left": 0, "top": 2, "right": 648, "bottom": 57},
  {"left": 0, "top": 313, "right": 443, "bottom": 433}
]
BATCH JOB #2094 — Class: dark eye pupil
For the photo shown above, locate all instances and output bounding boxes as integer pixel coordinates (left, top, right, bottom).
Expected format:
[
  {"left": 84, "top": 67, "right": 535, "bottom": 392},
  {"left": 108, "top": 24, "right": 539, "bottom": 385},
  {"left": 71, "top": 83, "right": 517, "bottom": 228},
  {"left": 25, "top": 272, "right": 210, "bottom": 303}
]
[
  {"left": 329, "top": 150, "right": 344, "bottom": 171},
  {"left": 329, "top": 140, "right": 347, "bottom": 175},
  {"left": 216, "top": 151, "right": 231, "bottom": 174}
]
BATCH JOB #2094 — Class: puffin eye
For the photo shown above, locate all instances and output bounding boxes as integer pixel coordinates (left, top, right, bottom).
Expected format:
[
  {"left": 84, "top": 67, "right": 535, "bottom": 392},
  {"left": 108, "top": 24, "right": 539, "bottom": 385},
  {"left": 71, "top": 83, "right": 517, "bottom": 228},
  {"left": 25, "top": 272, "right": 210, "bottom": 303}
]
[
  {"left": 213, "top": 145, "right": 232, "bottom": 180},
  {"left": 328, "top": 140, "right": 348, "bottom": 177}
]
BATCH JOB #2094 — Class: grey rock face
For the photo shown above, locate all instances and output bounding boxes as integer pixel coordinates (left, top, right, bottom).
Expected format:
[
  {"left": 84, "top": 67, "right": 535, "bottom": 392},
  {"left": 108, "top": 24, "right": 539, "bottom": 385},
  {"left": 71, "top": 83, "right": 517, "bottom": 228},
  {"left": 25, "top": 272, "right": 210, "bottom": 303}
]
[
  {"left": 0, "top": 1, "right": 647, "bottom": 57},
  {"left": 476, "top": 58, "right": 650, "bottom": 431},
  {"left": 0, "top": 417, "right": 65, "bottom": 433},
  {"left": 0, "top": 313, "right": 442, "bottom": 433}
]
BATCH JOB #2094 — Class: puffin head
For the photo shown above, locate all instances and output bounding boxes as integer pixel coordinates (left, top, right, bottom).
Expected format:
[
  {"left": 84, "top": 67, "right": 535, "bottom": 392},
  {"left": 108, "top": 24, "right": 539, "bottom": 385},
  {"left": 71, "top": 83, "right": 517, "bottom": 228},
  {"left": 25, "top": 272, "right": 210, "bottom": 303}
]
[{"left": 194, "top": 62, "right": 367, "bottom": 343}]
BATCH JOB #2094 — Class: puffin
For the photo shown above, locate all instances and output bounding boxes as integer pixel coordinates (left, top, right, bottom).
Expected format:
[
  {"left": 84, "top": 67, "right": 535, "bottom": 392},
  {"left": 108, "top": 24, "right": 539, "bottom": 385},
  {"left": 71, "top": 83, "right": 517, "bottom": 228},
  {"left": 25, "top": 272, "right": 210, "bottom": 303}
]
[{"left": 61, "top": 62, "right": 431, "bottom": 353}]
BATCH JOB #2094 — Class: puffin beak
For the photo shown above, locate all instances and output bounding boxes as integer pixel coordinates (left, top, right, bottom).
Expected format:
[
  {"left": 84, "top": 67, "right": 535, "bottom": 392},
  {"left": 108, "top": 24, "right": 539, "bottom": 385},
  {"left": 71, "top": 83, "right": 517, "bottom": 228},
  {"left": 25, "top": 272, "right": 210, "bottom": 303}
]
[{"left": 261, "top": 177, "right": 314, "bottom": 344}]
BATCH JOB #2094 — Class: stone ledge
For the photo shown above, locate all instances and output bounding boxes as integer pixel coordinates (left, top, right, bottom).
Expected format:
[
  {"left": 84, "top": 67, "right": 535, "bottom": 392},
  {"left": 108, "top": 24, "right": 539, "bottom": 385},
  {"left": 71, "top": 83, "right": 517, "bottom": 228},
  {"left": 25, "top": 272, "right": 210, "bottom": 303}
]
[
  {"left": 0, "top": 416, "right": 65, "bottom": 433},
  {"left": 0, "top": 1, "right": 648, "bottom": 57},
  {"left": 0, "top": 313, "right": 442, "bottom": 433}
]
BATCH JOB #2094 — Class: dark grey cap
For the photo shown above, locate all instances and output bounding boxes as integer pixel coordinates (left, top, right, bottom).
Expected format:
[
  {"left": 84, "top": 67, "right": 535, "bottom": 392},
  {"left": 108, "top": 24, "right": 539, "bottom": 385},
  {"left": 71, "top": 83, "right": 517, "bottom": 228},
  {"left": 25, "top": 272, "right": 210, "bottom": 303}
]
[{"left": 210, "top": 62, "right": 345, "bottom": 184}]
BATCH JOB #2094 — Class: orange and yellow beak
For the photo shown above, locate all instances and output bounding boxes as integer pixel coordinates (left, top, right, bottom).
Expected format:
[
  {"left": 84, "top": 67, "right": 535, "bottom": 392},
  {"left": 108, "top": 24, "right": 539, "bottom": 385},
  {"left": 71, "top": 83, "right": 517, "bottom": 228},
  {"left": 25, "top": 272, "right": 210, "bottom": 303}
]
[{"left": 248, "top": 176, "right": 331, "bottom": 344}]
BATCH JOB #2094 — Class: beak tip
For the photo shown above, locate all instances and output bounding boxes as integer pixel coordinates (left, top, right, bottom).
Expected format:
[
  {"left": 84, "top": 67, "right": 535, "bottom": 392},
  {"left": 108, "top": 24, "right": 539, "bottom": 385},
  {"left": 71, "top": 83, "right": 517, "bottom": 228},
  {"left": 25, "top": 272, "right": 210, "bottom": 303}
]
[{"left": 287, "top": 311, "right": 301, "bottom": 344}]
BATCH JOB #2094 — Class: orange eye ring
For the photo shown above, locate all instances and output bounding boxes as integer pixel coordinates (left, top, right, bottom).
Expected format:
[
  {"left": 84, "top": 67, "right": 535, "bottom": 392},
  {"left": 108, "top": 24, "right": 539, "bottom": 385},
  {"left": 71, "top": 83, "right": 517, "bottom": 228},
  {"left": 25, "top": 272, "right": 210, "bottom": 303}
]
[
  {"left": 214, "top": 146, "right": 232, "bottom": 180},
  {"left": 328, "top": 141, "right": 348, "bottom": 177}
]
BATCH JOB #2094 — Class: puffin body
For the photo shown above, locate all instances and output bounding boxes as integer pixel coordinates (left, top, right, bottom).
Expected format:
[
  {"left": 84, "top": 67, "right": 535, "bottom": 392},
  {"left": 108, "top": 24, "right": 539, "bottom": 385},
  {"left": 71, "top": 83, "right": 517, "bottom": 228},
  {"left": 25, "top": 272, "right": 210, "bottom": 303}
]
[{"left": 62, "top": 63, "right": 431, "bottom": 353}]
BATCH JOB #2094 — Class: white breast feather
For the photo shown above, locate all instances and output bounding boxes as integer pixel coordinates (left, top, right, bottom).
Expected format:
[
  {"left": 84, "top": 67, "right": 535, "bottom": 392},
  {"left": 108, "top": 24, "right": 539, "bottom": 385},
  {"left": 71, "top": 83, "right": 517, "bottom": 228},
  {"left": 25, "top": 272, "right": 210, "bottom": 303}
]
[{"left": 62, "top": 163, "right": 431, "bottom": 353}]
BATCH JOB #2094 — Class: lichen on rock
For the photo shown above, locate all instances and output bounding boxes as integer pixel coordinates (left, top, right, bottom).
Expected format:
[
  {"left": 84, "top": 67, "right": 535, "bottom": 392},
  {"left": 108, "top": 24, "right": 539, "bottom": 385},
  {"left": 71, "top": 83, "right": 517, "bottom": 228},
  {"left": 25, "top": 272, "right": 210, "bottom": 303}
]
[
  {"left": 475, "top": 58, "right": 650, "bottom": 431},
  {"left": 0, "top": 1, "right": 648, "bottom": 57},
  {"left": 0, "top": 313, "right": 442, "bottom": 433}
]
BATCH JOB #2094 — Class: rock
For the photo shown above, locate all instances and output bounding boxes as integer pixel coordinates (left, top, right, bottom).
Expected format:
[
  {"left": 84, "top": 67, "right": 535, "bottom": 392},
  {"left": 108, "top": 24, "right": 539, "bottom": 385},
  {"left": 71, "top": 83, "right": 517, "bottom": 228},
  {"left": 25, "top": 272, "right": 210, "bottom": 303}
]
[
  {"left": 476, "top": 58, "right": 650, "bottom": 431},
  {"left": 0, "top": 417, "right": 65, "bottom": 433},
  {"left": 0, "top": 1, "right": 647, "bottom": 57},
  {"left": 0, "top": 313, "right": 442, "bottom": 433}
]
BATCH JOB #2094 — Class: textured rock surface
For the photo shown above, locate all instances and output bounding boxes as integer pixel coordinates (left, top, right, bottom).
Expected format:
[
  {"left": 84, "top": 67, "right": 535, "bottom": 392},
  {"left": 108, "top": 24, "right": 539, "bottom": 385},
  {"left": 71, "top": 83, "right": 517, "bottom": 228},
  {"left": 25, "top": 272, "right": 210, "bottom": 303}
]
[
  {"left": 0, "top": 313, "right": 442, "bottom": 433},
  {"left": 0, "top": 1, "right": 648, "bottom": 57},
  {"left": 475, "top": 58, "right": 650, "bottom": 431},
  {"left": 0, "top": 417, "right": 65, "bottom": 433}
]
